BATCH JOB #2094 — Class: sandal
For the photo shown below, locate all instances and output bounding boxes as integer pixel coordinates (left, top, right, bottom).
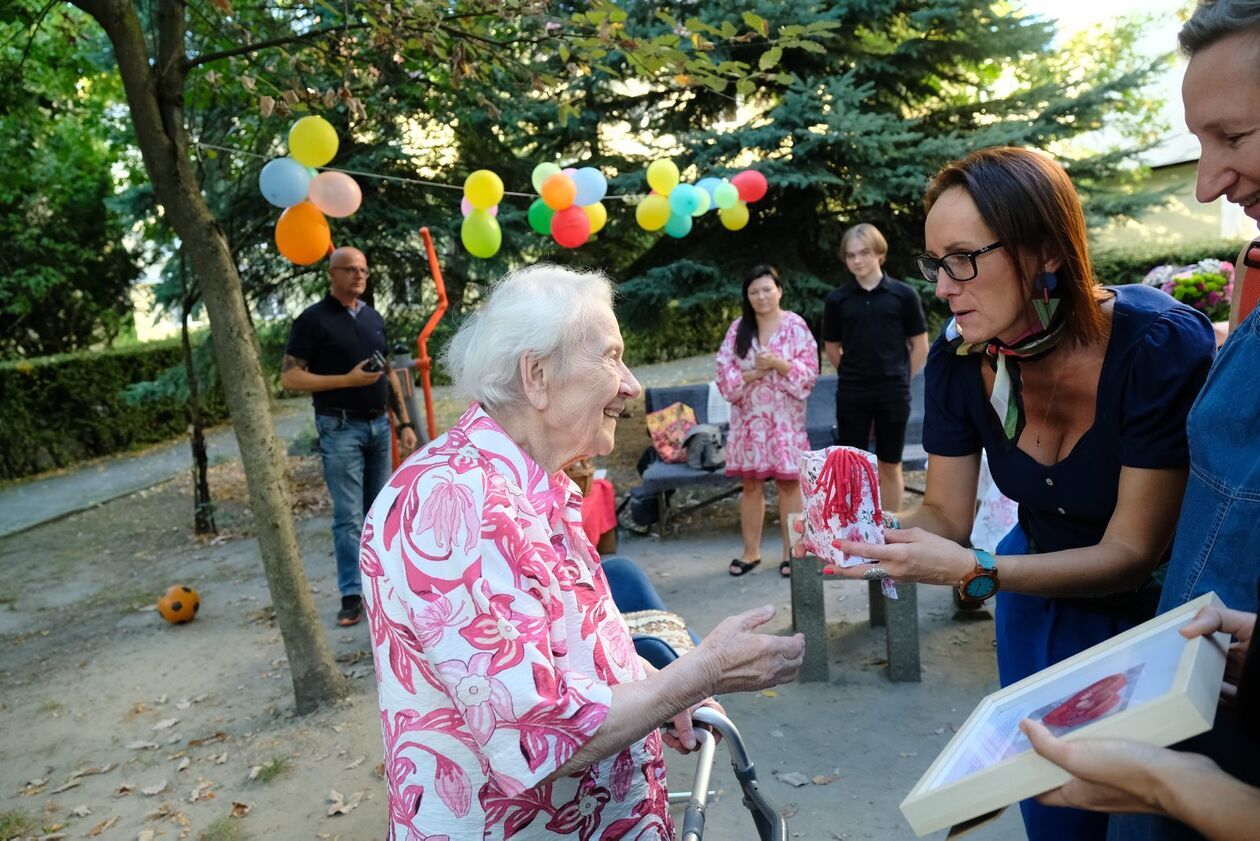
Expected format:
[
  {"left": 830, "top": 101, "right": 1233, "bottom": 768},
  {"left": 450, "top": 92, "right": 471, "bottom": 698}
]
[
  {"left": 728, "top": 558, "right": 761, "bottom": 577},
  {"left": 779, "top": 559, "right": 792, "bottom": 578}
]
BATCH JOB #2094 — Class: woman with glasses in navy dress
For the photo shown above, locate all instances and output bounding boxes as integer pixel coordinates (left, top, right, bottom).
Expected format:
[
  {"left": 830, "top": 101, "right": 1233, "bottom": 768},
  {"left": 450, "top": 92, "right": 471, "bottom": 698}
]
[{"left": 826, "top": 148, "right": 1216, "bottom": 841}]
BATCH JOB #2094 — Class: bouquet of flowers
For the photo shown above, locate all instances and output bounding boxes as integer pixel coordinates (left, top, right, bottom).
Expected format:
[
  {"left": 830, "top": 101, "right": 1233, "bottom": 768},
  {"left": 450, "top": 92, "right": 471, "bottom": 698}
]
[{"left": 1141, "top": 258, "right": 1235, "bottom": 322}]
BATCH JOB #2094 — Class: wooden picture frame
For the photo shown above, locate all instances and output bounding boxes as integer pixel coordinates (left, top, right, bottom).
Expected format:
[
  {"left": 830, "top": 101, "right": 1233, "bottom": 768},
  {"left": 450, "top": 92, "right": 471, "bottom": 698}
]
[{"left": 900, "top": 592, "right": 1230, "bottom": 837}]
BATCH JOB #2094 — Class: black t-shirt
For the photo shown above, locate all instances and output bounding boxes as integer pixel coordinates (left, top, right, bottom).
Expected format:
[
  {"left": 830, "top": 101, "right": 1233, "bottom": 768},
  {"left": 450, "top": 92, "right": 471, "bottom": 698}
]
[
  {"left": 285, "top": 295, "right": 389, "bottom": 413},
  {"left": 822, "top": 274, "right": 927, "bottom": 399}
]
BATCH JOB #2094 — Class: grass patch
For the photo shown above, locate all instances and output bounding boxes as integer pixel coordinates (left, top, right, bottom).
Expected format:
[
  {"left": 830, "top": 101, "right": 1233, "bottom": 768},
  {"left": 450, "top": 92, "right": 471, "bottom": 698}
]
[
  {"left": 252, "top": 756, "right": 291, "bottom": 784},
  {"left": 0, "top": 810, "right": 36, "bottom": 838},
  {"left": 200, "top": 816, "right": 245, "bottom": 841}
]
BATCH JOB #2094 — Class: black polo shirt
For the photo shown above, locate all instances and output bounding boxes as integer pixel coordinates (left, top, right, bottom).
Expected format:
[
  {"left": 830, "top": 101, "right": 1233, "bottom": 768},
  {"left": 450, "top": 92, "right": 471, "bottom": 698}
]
[
  {"left": 285, "top": 295, "right": 389, "bottom": 413},
  {"left": 822, "top": 274, "right": 927, "bottom": 400}
]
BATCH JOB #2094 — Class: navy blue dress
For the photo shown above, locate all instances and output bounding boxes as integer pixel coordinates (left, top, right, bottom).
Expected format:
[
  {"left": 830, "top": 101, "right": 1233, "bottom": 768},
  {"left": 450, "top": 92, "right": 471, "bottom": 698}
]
[{"left": 923, "top": 284, "right": 1215, "bottom": 841}]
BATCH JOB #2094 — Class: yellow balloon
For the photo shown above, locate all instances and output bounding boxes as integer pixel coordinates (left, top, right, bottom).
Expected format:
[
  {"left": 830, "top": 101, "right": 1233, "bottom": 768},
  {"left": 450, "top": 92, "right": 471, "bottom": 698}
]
[
  {"left": 288, "top": 116, "right": 339, "bottom": 167},
  {"left": 719, "top": 201, "right": 750, "bottom": 231},
  {"left": 465, "top": 169, "right": 504, "bottom": 210},
  {"left": 646, "top": 159, "right": 679, "bottom": 195},
  {"left": 584, "top": 201, "right": 607, "bottom": 234},
  {"left": 635, "top": 194, "right": 671, "bottom": 231}
]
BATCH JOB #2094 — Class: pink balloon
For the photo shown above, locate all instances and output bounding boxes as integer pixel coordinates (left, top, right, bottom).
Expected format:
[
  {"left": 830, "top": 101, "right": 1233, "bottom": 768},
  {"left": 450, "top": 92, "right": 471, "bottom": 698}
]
[
  {"left": 562, "top": 167, "right": 578, "bottom": 176},
  {"left": 461, "top": 196, "right": 498, "bottom": 218},
  {"left": 307, "top": 171, "right": 362, "bottom": 218},
  {"left": 730, "top": 170, "right": 768, "bottom": 203}
]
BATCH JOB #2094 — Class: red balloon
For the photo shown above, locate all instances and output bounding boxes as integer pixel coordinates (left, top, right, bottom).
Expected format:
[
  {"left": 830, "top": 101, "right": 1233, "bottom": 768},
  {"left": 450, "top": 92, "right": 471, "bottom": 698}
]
[
  {"left": 550, "top": 205, "right": 591, "bottom": 248},
  {"left": 731, "top": 170, "right": 768, "bottom": 203}
]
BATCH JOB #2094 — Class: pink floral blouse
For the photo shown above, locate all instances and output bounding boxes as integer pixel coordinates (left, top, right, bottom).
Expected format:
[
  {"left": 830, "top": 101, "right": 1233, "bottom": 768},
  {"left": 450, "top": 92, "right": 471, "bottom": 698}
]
[
  {"left": 715, "top": 311, "right": 819, "bottom": 480},
  {"left": 360, "top": 404, "right": 672, "bottom": 840}
]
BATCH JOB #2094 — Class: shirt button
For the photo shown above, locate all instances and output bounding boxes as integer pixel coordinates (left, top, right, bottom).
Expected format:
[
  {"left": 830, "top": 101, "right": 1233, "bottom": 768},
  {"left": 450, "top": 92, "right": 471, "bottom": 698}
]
[
  {"left": 1045, "top": 477, "right": 1054, "bottom": 487},
  {"left": 1057, "top": 507, "right": 1066, "bottom": 515}
]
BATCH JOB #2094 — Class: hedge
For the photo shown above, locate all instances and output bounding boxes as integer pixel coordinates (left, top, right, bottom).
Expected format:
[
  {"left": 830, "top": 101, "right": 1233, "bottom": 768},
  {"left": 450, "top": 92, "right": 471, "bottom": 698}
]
[
  {"left": 0, "top": 340, "right": 228, "bottom": 480},
  {"left": 1091, "top": 238, "right": 1250, "bottom": 287}
]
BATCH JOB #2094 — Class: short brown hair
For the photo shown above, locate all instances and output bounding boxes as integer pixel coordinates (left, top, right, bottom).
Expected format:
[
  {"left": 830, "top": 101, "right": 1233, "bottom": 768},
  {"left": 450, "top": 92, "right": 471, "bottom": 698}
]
[
  {"left": 923, "top": 147, "right": 1107, "bottom": 346},
  {"left": 840, "top": 223, "right": 888, "bottom": 259}
]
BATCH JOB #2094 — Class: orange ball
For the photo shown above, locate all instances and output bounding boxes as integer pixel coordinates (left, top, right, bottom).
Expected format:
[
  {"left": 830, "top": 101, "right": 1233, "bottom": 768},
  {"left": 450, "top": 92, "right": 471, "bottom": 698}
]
[
  {"left": 539, "top": 173, "right": 577, "bottom": 210},
  {"left": 157, "top": 585, "right": 201, "bottom": 625}
]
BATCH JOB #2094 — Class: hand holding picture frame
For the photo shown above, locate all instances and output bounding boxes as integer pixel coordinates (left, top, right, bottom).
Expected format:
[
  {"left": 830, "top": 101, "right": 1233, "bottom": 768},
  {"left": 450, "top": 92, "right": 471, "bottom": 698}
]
[{"left": 900, "top": 592, "right": 1230, "bottom": 837}]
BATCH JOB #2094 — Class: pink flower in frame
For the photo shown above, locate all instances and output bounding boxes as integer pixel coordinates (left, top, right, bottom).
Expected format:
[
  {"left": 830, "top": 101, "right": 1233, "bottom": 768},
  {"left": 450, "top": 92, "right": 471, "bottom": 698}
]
[
  {"left": 545, "top": 779, "right": 611, "bottom": 840},
  {"left": 417, "top": 474, "right": 479, "bottom": 556},
  {"left": 458, "top": 586, "right": 546, "bottom": 675},
  {"left": 435, "top": 652, "right": 516, "bottom": 745}
]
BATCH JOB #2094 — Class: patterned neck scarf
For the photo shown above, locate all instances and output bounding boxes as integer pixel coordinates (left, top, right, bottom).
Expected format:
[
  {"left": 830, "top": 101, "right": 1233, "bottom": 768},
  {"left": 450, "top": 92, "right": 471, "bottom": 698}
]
[{"left": 944, "top": 315, "right": 1068, "bottom": 446}]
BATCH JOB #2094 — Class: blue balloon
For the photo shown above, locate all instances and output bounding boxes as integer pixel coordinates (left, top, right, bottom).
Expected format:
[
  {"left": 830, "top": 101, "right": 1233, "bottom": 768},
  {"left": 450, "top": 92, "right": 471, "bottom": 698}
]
[
  {"left": 664, "top": 212, "right": 693, "bottom": 238},
  {"left": 695, "top": 177, "right": 723, "bottom": 208},
  {"left": 668, "top": 184, "right": 701, "bottom": 217},
  {"left": 573, "top": 167, "right": 607, "bottom": 206},
  {"left": 259, "top": 157, "right": 311, "bottom": 208}
]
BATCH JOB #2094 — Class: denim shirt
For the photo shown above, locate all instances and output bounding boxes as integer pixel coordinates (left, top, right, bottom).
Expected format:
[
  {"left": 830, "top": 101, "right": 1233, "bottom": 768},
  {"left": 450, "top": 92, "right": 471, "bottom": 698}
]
[{"left": 1158, "top": 306, "right": 1260, "bottom": 616}]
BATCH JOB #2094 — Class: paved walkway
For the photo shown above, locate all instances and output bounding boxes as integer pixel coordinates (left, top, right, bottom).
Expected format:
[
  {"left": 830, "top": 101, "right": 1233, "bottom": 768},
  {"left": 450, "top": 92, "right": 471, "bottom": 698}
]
[{"left": 0, "top": 352, "right": 926, "bottom": 537}]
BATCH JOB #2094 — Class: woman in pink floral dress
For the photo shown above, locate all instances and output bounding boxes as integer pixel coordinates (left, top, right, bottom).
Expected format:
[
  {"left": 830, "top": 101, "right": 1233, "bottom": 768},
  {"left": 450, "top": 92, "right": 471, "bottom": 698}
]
[
  {"left": 716, "top": 265, "right": 819, "bottom": 578},
  {"left": 360, "top": 264, "right": 804, "bottom": 840}
]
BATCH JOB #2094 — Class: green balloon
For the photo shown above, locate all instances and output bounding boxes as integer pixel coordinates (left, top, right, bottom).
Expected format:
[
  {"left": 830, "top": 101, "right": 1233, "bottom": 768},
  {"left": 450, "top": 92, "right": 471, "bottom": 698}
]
[
  {"left": 461, "top": 210, "right": 502, "bottom": 258},
  {"left": 528, "top": 198, "right": 555, "bottom": 235},
  {"left": 531, "top": 162, "right": 562, "bottom": 193},
  {"left": 713, "top": 182, "right": 739, "bottom": 209}
]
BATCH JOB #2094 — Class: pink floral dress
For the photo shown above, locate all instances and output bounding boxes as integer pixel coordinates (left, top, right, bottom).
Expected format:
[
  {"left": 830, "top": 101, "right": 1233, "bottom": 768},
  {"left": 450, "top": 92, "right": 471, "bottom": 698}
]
[
  {"left": 360, "top": 404, "right": 672, "bottom": 841},
  {"left": 715, "top": 311, "right": 819, "bottom": 480}
]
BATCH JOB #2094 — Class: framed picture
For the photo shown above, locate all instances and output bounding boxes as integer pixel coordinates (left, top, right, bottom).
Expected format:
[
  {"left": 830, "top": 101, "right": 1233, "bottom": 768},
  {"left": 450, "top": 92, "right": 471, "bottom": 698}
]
[{"left": 900, "top": 592, "right": 1230, "bottom": 837}]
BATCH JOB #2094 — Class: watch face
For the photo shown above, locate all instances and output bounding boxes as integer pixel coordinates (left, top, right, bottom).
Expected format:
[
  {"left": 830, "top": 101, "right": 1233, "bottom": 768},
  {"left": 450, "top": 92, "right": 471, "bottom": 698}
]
[{"left": 964, "top": 576, "right": 998, "bottom": 600}]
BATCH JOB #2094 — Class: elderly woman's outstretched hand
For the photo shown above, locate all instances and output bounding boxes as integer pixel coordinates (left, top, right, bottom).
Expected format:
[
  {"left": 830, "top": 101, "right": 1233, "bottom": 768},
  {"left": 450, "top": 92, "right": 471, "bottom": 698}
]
[{"left": 695, "top": 605, "right": 805, "bottom": 694}]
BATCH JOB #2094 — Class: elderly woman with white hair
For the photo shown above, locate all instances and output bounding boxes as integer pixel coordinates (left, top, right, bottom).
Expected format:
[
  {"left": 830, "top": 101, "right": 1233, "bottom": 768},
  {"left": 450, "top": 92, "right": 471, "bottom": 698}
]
[{"left": 359, "top": 264, "right": 804, "bottom": 840}]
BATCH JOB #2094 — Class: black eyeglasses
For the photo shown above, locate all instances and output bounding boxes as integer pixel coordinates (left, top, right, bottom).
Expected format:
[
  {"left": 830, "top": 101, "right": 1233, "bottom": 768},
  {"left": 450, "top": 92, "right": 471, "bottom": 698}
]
[{"left": 915, "top": 241, "right": 1004, "bottom": 283}]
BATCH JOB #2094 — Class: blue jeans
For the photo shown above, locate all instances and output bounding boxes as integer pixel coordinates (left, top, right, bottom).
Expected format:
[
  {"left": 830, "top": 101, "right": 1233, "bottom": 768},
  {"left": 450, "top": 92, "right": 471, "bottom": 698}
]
[
  {"left": 1156, "top": 306, "right": 1260, "bottom": 617},
  {"left": 316, "top": 413, "right": 391, "bottom": 598}
]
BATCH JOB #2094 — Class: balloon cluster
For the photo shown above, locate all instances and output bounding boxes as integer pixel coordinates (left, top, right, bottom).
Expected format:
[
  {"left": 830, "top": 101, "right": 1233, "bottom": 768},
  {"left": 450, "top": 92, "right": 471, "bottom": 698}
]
[
  {"left": 636, "top": 161, "right": 767, "bottom": 236},
  {"left": 527, "top": 163, "right": 609, "bottom": 249},
  {"left": 260, "top": 116, "right": 363, "bottom": 265},
  {"left": 460, "top": 170, "right": 504, "bottom": 258}
]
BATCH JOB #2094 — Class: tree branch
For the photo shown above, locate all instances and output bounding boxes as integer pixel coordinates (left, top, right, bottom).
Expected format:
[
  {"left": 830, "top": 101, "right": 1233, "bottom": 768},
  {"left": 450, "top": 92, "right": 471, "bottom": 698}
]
[{"left": 184, "top": 22, "right": 371, "bottom": 70}]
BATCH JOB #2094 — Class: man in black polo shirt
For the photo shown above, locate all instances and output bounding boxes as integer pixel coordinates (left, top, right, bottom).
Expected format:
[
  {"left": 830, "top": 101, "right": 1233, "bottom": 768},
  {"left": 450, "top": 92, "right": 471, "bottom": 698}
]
[
  {"left": 281, "top": 246, "right": 417, "bottom": 627},
  {"left": 823, "top": 223, "right": 929, "bottom": 509}
]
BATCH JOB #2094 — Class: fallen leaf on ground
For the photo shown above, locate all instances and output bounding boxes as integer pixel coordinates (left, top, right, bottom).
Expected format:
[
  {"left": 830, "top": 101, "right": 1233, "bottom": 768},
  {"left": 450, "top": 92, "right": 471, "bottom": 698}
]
[
  {"left": 373, "top": 763, "right": 385, "bottom": 780},
  {"left": 138, "top": 831, "right": 156, "bottom": 841},
  {"left": 774, "top": 771, "right": 811, "bottom": 788},
  {"left": 71, "top": 805, "right": 92, "bottom": 817},
  {"left": 760, "top": 689, "right": 778, "bottom": 698},
  {"left": 189, "top": 779, "right": 215, "bottom": 802},
  {"left": 343, "top": 756, "right": 365, "bottom": 770},
  {"left": 326, "top": 789, "right": 363, "bottom": 816},
  {"left": 49, "top": 779, "right": 81, "bottom": 794},
  {"left": 175, "top": 699, "right": 191, "bottom": 710},
  {"left": 212, "top": 752, "right": 228, "bottom": 765},
  {"left": 781, "top": 802, "right": 799, "bottom": 819},
  {"left": 20, "top": 778, "right": 47, "bottom": 796},
  {"left": 176, "top": 758, "right": 190, "bottom": 773},
  {"left": 230, "top": 802, "right": 251, "bottom": 818},
  {"left": 187, "top": 732, "right": 227, "bottom": 747},
  {"left": 127, "top": 741, "right": 160, "bottom": 751},
  {"left": 153, "top": 718, "right": 179, "bottom": 730},
  {"left": 247, "top": 765, "right": 263, "bottom": 781},
  {"left": 86, "top": 816, "right": 119, "bottom": 836},
  {"left": 116, "top": 783, "right": 134, "bottom": 797},
  {"left": 812, "top": 774, "right": 841, "bottom": 785},
  {"left": 142, "top": 780, "right": 168, "bottom": 796},
  {"left": 69, "top": 763, "right": 115, "bottom": 781}
]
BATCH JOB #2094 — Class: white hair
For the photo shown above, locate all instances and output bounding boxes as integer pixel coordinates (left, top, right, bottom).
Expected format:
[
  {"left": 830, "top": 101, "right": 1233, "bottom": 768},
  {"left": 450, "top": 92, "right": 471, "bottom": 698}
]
[{"left": 442, "top": 264, "right": 614, "bottom": 408}]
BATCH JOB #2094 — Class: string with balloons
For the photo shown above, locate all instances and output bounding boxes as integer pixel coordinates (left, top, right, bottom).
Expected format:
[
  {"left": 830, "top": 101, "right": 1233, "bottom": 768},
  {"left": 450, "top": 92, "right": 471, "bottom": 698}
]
[
  {"left": 461, "top": 170, "right": 504, "bottom": 258},
  {"left": 526, "top": 163, "right": 609, "bottom": 249},
  {"left": 259, "top": 115, "right": 363, "bottom": 265},
  {"left": 637, "top": 161, "right": 768, "bottom": 236}
]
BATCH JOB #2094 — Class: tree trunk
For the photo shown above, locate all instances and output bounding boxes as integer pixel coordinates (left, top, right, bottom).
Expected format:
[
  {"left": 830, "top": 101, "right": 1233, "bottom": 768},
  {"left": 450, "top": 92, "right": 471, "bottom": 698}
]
[
  {"left": 180, "top": 282, "right": 215, "bottom": 536},
  {"left": 77, "top": 0, "right": 347, "bottom": 712}
]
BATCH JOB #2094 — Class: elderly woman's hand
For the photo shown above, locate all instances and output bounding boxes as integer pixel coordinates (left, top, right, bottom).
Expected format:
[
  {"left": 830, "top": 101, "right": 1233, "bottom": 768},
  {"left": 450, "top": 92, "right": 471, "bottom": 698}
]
[
  {"left": 695, "top": 605, "right": 804, "bottom": 695},
  {"left": 663, "top": 697, "right": 726, "bottom": 754},
  {"left": 817, "top": 526, "right": 975, "bottom": 587}
]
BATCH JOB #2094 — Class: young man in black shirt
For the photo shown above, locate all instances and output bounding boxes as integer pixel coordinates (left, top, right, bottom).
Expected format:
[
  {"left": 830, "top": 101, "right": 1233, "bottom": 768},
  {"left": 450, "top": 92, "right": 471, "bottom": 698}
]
[
  {"left": 822, "top": 223, "right": 929, "bottom": 509},
  {"left": 281, "top": 246, "right": 417, "bottom": 626}
]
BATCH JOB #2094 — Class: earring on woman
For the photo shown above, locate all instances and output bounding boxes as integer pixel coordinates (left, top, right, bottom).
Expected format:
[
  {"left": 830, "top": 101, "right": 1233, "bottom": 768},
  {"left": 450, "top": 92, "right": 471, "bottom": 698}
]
[{"left": 1033, "top": 271, "right": 1059, "bottom": 331}]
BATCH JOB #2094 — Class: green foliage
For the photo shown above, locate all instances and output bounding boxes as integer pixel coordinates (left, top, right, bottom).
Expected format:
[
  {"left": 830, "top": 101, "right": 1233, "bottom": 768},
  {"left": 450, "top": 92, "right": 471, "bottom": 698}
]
[
  {"left": 0, "top": 5, "right": 139, "bottom": 359},
  {"left": 0, "top": 341, "right": 228, "bottom": 480},
  {"left": 0, "top": 811, "right": 36, "bottom": 838},
  {"left": 1091, "top": 239, "right": 1250, "bottom": 286}
]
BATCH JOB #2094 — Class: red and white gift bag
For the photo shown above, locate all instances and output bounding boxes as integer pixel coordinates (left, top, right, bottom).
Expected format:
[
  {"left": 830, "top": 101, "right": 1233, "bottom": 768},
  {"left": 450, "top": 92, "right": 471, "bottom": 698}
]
[{"left": 796, "top": 445, "right": 898, "bottom": 599}]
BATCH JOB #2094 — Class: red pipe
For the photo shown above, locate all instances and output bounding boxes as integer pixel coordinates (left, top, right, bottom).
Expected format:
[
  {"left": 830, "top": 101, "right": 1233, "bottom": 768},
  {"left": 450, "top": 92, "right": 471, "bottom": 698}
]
[{"left": 416, "top": 227, "right": 448, "bottom": 441}]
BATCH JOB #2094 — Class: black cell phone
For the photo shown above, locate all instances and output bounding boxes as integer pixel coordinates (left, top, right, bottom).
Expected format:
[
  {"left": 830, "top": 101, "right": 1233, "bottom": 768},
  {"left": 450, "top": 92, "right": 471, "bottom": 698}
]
[{"left": 363, "top": 350, "right": 388, "bottom": 373}]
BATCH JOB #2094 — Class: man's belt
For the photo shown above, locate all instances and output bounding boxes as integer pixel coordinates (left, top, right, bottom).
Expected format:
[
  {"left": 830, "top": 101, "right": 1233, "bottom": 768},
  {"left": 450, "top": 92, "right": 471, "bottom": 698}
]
[{"left": 315, "top": 407, "right": 386, "bottom": 420}]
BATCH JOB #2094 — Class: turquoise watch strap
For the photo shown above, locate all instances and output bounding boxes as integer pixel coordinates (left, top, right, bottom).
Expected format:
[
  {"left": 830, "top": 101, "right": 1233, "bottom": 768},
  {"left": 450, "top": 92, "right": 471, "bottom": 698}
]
[{"left": 972, "top": 548, "right": 997, "bottom": 571}]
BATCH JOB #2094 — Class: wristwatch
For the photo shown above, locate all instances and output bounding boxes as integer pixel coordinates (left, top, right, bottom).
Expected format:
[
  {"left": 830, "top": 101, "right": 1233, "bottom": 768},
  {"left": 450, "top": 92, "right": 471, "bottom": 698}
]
[{"left": 957, "top": 549, "right": 1000, "bottom": 601}]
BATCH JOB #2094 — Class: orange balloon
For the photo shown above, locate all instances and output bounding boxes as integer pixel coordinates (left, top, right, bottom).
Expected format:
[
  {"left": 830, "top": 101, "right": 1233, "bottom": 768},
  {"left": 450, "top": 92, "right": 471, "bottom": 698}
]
[
  {"left": 540, "top": 173, "right": 577, "bottom": 210},
  {"left": 275, "top": 201, "right": 331, "bottom": 265}
]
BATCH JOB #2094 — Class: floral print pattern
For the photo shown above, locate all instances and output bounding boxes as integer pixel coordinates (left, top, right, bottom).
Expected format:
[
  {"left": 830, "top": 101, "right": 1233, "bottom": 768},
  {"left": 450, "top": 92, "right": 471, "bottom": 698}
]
[
  {"left": 715, "top": 311, "right": 819, "bottom": 479},
  {"left": 361, "top": 404, "right": 673, "bottom": 840}
]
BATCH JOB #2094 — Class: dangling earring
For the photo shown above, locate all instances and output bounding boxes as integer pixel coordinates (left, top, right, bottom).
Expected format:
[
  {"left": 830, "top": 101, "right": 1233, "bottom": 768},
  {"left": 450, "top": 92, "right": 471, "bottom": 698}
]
[{"left": 1033, "top": 271, "right": 1060, "bottom": 331}]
